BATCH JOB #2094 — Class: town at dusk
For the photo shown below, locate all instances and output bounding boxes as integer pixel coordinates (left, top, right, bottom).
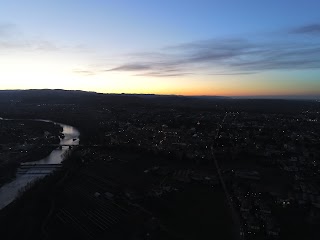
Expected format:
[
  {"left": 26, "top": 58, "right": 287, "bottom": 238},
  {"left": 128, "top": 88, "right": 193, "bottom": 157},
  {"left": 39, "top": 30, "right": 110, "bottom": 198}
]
[{"left": 0, "top": 1, "right": 320, "bottom": 240}]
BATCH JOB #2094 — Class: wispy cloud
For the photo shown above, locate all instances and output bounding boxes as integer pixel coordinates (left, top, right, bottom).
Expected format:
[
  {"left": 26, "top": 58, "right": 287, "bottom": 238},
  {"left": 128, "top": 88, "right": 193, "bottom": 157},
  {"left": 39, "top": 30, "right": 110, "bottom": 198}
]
[
  {"left": 0, "top": 23, "right": 19, "bottom": 37},
  {"left": 73, "top": 70, "right": 96, "bottom": 76},
  {"left": 135, "top": 68, "right": 194, "bottom": 77},
  {"left": 291, "top": 24, "right": 320, "bottom": 35},
  {"left": 106, "top": 30, "right": 320, "bottom": 77},
  {"left": 107, "top": 63, "right": 152, "bottom": 71},
  {"left": 0, "top": 22, "right": 64, "bottom": 52},
  {"left": 209, "top": 72, "right": 258, "bottom": 76}
]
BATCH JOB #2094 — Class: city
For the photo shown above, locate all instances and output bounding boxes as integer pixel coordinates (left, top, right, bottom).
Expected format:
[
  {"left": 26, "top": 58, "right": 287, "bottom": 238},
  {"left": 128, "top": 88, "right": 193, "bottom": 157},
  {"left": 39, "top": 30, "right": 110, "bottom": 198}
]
[{"left": 0, "top": 90, "right": 319, "bottom": 239}]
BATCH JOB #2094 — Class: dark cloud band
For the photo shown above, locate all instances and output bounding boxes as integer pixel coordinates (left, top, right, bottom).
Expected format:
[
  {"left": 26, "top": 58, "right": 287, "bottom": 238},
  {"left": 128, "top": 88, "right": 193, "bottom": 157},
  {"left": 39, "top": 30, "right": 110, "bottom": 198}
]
[{"left": 107, "top": 26, "right": 320, "bottom": 77}]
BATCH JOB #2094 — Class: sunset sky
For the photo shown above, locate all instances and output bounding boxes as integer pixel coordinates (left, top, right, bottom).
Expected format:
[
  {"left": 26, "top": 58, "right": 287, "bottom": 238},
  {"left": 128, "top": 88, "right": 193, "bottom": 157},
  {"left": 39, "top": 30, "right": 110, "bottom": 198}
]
[{"left": 0, "top": 0, "right": 320, "bottom": 98}]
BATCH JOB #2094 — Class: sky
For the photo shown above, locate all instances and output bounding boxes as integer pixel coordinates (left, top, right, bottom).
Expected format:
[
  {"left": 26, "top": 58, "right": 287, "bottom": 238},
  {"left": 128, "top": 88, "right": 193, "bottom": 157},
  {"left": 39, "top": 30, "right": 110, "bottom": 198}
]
[{"left": 0, "top": 0, "right": 320, "bottom": 98}]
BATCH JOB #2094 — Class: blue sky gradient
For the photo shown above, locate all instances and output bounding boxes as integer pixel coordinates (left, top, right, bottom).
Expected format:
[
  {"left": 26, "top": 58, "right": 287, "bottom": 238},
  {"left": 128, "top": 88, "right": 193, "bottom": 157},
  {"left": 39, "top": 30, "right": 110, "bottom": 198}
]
[{"left": 1, "top": 0, "right": 320, "bottom": 97}]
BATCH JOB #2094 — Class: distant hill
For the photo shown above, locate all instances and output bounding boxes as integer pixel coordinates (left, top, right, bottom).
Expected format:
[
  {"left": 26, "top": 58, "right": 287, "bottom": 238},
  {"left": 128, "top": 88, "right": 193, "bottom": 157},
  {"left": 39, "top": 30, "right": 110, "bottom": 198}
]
[
  {"left": 0, "top": 89, "right": 229, "bottom": 105},
  {"left": 0, "top": 89, "right": 96, "bottom": 103},
  {"left": 0, "top": 89, "right": 137, "bottom": 105},
  {"left": 0, "top": 89, "right": 318, "bottom": 113}
]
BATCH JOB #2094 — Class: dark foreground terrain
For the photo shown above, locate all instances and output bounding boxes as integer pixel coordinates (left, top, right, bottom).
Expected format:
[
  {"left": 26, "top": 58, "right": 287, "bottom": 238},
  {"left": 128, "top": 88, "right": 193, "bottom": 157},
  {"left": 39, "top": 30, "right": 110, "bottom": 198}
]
[
  {"left": 0, "top": 147, "right": 233, "bottom": 240},
  {"left": 0, "top": 90, "right": 319, "bottom": 240}
]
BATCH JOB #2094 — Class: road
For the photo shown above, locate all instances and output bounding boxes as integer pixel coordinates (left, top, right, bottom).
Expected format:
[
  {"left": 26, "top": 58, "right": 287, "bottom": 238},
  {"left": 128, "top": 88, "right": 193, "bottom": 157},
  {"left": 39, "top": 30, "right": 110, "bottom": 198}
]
[{"left": 211, "top": 113, "right": 241, "bottom": 240}]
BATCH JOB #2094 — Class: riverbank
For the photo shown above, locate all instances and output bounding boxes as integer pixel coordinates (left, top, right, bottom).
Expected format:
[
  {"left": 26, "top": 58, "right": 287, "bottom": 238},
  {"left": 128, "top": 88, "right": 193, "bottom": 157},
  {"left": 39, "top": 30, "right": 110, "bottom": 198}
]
[
  {"left": 0, "top": 119, "right": 63, "bottom": 187},
  {"left": 0, "top": 119, "right": 80, "bottom": 210}
]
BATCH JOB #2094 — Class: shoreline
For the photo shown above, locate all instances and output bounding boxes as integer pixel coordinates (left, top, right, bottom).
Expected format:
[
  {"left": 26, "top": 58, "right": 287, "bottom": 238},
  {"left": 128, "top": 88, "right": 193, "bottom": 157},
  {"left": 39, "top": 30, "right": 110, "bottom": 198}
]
[{"left": 0, "top": 118, "right": 80, "bottom": 210}]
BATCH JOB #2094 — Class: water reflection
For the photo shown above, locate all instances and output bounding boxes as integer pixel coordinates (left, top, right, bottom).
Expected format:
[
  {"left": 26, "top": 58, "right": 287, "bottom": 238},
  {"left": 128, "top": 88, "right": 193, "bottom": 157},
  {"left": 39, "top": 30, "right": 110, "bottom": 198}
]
[
  {"left": 0, "top": 120, "right": 80, "bottom": 210},
  {"left": 28, "top": 123, "right": 80, "bottom": 165}
]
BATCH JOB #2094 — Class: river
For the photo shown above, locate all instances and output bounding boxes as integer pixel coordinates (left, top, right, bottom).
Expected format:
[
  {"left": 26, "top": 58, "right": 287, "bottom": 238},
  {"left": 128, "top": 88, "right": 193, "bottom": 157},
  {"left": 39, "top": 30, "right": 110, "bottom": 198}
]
[{"left": 0, "top": 119, "right": 80, "bottom": 210}]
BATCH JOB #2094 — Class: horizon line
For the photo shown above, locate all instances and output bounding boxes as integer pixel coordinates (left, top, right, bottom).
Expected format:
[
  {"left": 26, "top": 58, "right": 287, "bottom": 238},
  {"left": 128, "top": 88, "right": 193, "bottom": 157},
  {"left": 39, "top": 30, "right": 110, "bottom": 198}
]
[{"left": 0, "top": 88, "right": 319, "bottom": 100}]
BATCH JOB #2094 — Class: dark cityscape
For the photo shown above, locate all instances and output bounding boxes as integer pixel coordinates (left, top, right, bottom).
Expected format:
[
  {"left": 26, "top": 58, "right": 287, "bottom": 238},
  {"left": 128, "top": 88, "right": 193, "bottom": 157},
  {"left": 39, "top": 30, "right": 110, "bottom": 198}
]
[{"left": 0, "top": 90, "right": 319, "bottom": 240}]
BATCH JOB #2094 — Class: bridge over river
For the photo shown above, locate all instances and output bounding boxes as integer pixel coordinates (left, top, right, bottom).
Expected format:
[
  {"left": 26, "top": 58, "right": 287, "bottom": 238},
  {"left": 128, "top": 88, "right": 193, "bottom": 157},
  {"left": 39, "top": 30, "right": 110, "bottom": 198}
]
[{"left": 0, "top": 118, "right": 80, "bottom": 210}]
